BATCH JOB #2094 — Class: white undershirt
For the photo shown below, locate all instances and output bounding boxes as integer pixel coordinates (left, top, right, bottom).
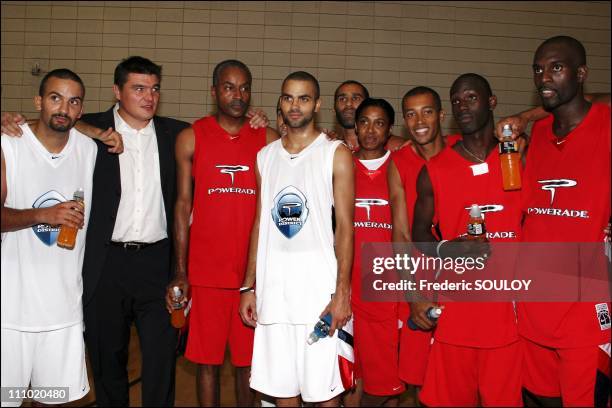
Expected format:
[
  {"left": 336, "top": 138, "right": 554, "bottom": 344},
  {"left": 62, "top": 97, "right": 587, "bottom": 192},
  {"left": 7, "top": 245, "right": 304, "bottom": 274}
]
[
  {"left": 111, "top": 103, "right": 167, "bottom": 243},
  {"left": 359, "top": 150, "right": 390, "bottom": 171}
]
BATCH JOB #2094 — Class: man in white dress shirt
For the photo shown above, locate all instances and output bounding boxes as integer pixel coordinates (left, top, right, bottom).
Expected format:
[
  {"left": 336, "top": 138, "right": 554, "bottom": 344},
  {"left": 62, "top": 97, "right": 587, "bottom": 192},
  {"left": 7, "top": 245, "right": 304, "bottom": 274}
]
[{"left": 78, "top": 56, "right": 189, "bottom": 406}]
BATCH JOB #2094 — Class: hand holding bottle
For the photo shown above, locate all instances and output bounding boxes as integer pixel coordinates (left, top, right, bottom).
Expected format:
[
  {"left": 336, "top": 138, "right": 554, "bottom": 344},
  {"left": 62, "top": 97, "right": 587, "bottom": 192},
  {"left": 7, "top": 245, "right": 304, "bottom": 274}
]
[
  {"left": 57, "top": 188, "right": 85, "bottom": 250},
  {"left": 407, "top": 303, "right": 443, "bottom": 331},
  {"left": 170, "top": 286, "right": 186, "bottom": 329},
  {"left": 165, "top": 277, "right": 188, "bottom": 314}
]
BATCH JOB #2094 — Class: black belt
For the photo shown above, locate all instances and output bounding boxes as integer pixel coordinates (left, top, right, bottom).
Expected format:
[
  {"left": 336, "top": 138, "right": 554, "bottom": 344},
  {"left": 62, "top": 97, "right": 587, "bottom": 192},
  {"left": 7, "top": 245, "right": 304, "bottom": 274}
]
[{"left": 110, "top": 239, "right": 164, "bottom": 251}]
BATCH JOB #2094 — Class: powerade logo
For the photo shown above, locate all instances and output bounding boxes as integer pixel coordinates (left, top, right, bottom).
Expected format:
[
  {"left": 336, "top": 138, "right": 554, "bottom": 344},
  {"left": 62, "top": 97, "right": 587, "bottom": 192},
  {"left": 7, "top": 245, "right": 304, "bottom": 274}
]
[
  {"left": 528, "top": 178, "right": 588, "bottom": 219},
  {"left": 208, "top": 164, "right": 254, "bottom": 195},
  {"left": 31, "top": 190, "right": 66, "bottom": 246},
  {"left": 538, "top": 179, "right": 577, "bottom": 205},
  {"left": 272, "top": 186, "right": 309, "bottom": 239},
  {"left": 216, "top": 164, "right": 249, "bottom": 185},
  {"left": 354, "top": 198, "right": 391, "bottom": 229},
  {"left": 355, "top": 198, "right": 388, "bottom": 221}
]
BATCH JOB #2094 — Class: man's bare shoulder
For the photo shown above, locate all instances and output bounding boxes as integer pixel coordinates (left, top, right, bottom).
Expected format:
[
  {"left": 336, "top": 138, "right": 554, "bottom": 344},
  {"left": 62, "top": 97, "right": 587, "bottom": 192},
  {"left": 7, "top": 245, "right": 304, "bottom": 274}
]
[
  {"left": 333, "top": 142, "right": 353, "bottom": 164},
  {"left": 265, "top": 127, "right": 280, "bottom": 144}
]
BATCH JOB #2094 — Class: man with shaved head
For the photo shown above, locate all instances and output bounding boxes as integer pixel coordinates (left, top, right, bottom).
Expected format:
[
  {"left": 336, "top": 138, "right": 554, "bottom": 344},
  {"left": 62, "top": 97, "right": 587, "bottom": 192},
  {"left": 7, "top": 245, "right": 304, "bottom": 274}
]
[
  {"left": 516, "top": 36, "right": 611, "bottom": 407},
  {"left": 411, "top": 73, "right": 523, "bottom": 406}
]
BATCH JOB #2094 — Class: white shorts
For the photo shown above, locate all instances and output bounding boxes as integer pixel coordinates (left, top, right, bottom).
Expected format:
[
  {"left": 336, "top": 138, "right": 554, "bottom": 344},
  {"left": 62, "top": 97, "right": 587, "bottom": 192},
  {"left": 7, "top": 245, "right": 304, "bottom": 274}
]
[
  {"left": 250, "top": 322, "right": 346, "bottom": 403},
  {"left": 1, "top": 324, "right": 89, "bottom": 407}
]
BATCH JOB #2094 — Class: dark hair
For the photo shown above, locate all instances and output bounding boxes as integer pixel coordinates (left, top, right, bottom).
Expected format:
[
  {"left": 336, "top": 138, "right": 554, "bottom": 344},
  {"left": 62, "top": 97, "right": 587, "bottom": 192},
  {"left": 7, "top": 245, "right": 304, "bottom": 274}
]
[
  {"left": 212, "top": 59, "right": 252, "bottom": 87},
  {"left": 451, "top": 73, "right": 493, "bottom": 98},
  {"left": 334, "top": 80, "right": 370, "bottom": 101},
  {"left": 537, "top": 35, "right": 586, "bottom": 66},
  {"left": 282, "top": 71, "right": 320, "bottom": 100},
  {"left": 355, "top": 97, "right": 395, "bottom": 127},
  {"left": 39, "top": 68, "right": 85, "bottom": 97},
  {"left": 114, "top": 56, "right": 162, "bottom": 89},
  {"left": 402, "top": 86, "right": 442, "bottom": 112}
]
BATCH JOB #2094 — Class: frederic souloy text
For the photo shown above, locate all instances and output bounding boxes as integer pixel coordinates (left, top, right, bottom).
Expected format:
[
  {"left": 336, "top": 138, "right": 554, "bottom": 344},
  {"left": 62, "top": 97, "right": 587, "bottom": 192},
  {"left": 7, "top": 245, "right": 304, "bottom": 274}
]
[
  {"left": 372, "top": 254, "right": 486, "bottom": 275},
  {"left": 373, "top": 279, "right": 532, "bottom": 291}
]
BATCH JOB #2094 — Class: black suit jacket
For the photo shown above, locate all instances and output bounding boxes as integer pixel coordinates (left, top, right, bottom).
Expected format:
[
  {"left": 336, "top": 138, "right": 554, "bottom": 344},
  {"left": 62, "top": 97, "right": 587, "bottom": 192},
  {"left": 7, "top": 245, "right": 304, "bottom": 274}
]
[{"left": 81, "top": 106, "right": 189, "bottom": 306}]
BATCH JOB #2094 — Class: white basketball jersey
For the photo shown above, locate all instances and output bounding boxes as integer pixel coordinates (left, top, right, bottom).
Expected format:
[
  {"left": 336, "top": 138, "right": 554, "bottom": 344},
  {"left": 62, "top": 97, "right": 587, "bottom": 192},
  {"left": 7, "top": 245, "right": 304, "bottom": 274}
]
[
  {"left": 1, "top": 124, "right": 97, "bottom": 331},
  {"left": 256, "top": 133, "right": 342, "bottom": 324}
]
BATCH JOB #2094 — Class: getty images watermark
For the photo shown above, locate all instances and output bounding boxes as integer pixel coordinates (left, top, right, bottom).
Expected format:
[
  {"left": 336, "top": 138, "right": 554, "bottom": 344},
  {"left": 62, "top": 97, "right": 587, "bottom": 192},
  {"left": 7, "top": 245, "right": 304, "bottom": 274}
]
[{"left": 360, "top": 242, "right": 611, "bottom": 303}]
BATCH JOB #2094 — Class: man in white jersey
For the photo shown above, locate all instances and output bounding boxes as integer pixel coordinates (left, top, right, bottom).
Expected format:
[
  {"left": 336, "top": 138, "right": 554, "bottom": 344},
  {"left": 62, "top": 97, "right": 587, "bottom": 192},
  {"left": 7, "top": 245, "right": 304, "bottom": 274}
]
[
  {"left": 1, "top": 69, "right": 97, "bottom": 406},
  {"left": 239, "top": 71, "right": 354, "bottom": 406}
]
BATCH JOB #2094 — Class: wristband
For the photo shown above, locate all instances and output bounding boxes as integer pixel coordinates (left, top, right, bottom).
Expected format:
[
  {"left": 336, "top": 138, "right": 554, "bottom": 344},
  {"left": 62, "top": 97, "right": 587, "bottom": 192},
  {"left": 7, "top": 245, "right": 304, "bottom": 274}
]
[
  {"left": 436, "top": 240, "right": 448, "bottom": 257},
  {"left": 239, "top": 286, "right": 254, "bottom": 294}
]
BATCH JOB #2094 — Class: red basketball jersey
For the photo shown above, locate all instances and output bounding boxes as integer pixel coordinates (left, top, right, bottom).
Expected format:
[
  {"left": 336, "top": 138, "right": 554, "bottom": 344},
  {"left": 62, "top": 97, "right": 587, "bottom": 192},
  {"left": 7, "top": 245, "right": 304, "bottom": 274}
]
[
  {"left": 392, "top": 135, "right": 461, "bottom": 227},
  {"left": 426, "top": 142, "right": 522, "bottom": 348},
  {"left": 352, "top": 155, "right": 396, "bottom": 319},
  {"left": 518, "top": 103, "right": 611, "bottom": 348},
  {"left": 189, "top": 116, "right": 267, "bottom": 288}
]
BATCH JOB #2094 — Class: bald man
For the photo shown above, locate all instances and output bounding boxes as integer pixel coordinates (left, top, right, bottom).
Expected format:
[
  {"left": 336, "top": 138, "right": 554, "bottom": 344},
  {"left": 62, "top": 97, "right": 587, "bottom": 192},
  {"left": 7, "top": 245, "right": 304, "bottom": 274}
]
[{"left": 515, "top": 35, "right": 611, "bottom": 407}]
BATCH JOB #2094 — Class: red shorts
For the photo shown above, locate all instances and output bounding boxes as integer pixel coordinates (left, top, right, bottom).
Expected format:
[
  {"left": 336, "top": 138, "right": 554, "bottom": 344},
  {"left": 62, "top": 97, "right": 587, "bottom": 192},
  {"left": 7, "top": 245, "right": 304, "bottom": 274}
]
[
  {"left": 185, "top": 286, "right": 254, "bottom": 366},
  {"left": 398, "top": 325, "right": 433, "bottom": 386},
  {"left": 353, "top": 310, "right": 404, "bottom": 396},
  {"left": 397, "top": 302, "right": 432, "bottom": 386},
  {"left": 420, "top": 340, "right": 522, "bottom": 407},
  {"left": 522, "top": 337, "right": 610, "bottom": 406}
]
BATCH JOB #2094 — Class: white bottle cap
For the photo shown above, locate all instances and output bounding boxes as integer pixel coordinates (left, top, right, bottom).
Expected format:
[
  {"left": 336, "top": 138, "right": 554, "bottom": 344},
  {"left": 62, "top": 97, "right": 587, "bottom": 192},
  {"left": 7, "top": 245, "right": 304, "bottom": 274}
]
[
  {"left": 469, "top": 204, "right": 482, "bottom": 218},
  {"left": 431, "top": 307, "right": 443, "bottom": 318},
  {"left": 307, "top": 332, "right": 319, "bottom": 345},
  {"left": 172, "top": 286, "right": 182, "bottom": 297},
  {"left": 502, "top": 124, "right": 513, "bottom": 137},
  {"left": 73, "top": 188, "right": 85, "bottom": 201}
]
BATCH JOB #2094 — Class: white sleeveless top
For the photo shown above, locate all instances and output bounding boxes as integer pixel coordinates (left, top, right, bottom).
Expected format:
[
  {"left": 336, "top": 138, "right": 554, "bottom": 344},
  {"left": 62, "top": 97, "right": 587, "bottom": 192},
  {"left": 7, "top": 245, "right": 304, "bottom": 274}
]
[
  {"left": 1, "top": 124, "right": 97, "bottom": 331},
  {"left": 256, "top": 133, "right": 342, "bottom": 324}
]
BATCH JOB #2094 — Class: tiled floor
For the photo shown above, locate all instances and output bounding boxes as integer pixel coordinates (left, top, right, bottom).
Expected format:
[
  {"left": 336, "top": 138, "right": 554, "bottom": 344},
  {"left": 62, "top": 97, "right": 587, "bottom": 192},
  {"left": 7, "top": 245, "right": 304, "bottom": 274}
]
[{"left": 25, "top": 326, "right": 418, "bottom": 407}]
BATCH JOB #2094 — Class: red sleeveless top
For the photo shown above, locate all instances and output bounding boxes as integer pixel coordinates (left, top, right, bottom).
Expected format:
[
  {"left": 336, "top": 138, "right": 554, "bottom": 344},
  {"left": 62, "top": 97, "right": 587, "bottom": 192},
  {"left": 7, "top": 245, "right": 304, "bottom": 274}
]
[
  {"left": 426, "top": 141, "right": 522, "bottom": 348},
  {"left": 189, "top": 116, "right": 266, "bottom": 288},
  {"left": 352, "top": 155, "right": 395, "bottom": 319}
]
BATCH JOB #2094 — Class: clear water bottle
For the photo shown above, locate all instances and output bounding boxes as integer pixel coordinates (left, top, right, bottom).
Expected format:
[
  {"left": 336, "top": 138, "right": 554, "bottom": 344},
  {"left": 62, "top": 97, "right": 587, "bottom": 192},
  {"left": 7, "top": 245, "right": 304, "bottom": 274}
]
[
  {"left": 307, "top": 313, "right": 353, "bottom": 345},
  {"left": 407, "top": 306, "right": 442, "bottom": 331}
]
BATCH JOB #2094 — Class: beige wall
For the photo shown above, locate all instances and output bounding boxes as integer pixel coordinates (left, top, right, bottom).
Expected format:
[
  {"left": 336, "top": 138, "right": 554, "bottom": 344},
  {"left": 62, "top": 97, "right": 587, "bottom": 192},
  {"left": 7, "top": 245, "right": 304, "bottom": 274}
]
[{"left": 1, "top": 1, "right": 610, "bottom": 135}]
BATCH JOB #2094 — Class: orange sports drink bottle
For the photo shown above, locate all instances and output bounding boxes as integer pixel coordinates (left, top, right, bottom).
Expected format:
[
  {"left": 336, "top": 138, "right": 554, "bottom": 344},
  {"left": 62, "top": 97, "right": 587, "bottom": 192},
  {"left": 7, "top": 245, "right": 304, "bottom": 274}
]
[
  {"left": 171, "top": 286, "right": 186, "bottom": 328},
  {"left": 499, "top": 124, "right": 522, "bottom": 191},
  {"left": 57, "top": 188, "right": 84, "bottom": 250},
  {"left": 467, "top": 204, "right": 485, "bottom": 239}
]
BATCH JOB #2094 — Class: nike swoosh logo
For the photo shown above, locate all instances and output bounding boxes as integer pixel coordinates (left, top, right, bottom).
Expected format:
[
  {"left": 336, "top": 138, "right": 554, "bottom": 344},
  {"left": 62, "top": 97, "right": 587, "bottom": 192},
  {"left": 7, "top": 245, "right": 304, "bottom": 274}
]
[
  {"left": 51, "top": 156, "right": 61, "bottom": 159},
  {"left": 331, "top": 386, "right": 337, "bottom": 392}
]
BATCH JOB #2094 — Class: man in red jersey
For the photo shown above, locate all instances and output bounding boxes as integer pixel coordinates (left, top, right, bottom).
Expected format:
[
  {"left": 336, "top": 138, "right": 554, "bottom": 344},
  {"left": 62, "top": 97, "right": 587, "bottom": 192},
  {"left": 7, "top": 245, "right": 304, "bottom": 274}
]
[
  {"left": 167, "top": 60, "right": 278, "bottom": 406},
  {"left": 387, "top": 87, "right": 459, "bottom": 391},
  {"left": 334, "top": 81, "right": 405, "bottom": 152},
  {"left": 516, "top": 35, "right": 611, "bottom": 407},
  {"left": 343, "top": 98, "right": 404, "bottom": 407},
  {"left": 411, "top": 74, "right": 523, "bottom": 407}
]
